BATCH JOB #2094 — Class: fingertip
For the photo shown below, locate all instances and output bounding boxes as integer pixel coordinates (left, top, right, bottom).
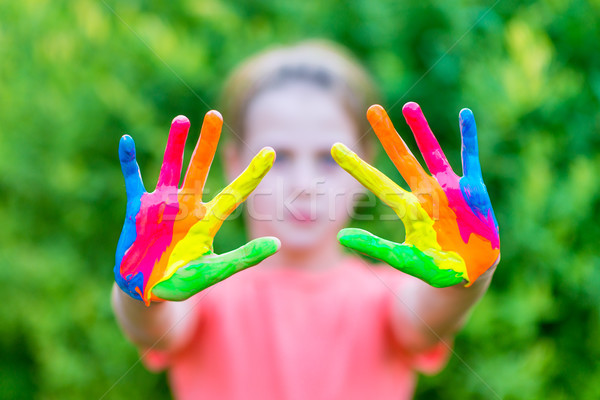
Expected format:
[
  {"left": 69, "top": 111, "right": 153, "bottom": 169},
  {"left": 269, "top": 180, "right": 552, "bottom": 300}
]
[
  {"left": 459, "top": 108, "right": 473, "bottom": 117},
  {"left": 204, "top": 110, "right": 224, "bottom": 131},
  {"left": 253, "top": 236, "right": 281, "bottom": 256},
  {"left": 171, "top": 115, "right": 191, "bottom": 129},
  {"left": 402, "top": 102, "right": 422, "bottom": 120},
  {"left": 206, "top": 109, "right": 223, "bottom": 122},
  {"left": 337, "top": 227, "right": 364, "bottom": 241},
  {"left": 337, "top": 229, "right": 350, "bottom": 245},
  {"left": 337, "top": 228, "right": 350, "bottom": 241},
  {"left": 258, "top": 146, "right": 276, "bottom": 163},
  {"left": 119, "top": 135, "right": 136, "bottom": 162},
  {"left": 330, "top": 142, "right": 351, "bottom": 158},
  {"left": 172, "top": 115, "right": 190, "bottom": 124},
  {"left": 270, "top": 236, "right": 282, "bottom": 251},
  {"left": 331, "top": 143, "right": 355, "bottom": 167},
  {"left": 366, "top": 104, "right": 386, "bottom": 122},
  {"left": 459, "top": 108, "right": 476, "bottom": 135},
  {"left": 248, "top": 147, "right": 276, "bottom": 174},
  {"left": 119, "top": 134, "right": 134, "bottom": 147},
  {"left": 459, "top": 108, "right": 475, "bottom": 123}
]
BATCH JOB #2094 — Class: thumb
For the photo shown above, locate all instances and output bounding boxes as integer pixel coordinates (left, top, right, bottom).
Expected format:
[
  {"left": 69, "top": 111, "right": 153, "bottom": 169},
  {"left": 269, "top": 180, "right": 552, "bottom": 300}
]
[
  {"left": 337, "top": 228, "right": 464, "bottom": 288},
  {"left": 152, "top": 237, "right": 280, "bottom": 301}
]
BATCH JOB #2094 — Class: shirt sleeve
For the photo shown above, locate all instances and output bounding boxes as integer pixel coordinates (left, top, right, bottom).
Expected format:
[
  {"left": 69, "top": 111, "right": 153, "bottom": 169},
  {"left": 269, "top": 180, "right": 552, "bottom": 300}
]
[
  {"left": 140, "top": 347, "right": 172, "bottom": 372},
  {"left": 408, "top": 338, "right": 452, "bottom": 375}
]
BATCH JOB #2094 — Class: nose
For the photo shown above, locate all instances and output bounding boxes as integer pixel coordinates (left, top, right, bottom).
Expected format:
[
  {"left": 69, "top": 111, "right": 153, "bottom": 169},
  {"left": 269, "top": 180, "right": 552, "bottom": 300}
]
[{"left": 289, "top": 154, "right": 320, "bottom": 196}]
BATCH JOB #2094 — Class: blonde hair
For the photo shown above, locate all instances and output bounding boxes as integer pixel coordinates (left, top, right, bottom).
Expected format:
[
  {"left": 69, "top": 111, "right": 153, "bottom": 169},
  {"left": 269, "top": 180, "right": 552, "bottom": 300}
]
[{"left": 219, "top": 40, "right": 379, "bottom": 155}]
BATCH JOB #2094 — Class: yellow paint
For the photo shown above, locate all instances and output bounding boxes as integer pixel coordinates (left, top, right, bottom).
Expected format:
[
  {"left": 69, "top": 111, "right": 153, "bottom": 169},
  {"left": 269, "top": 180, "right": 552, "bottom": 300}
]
[
  {"left": 331, "top": 142, "right": 468, "bottom": 278},
  {"left": 159, "top": 147, "right": 276, "bottom": 285}
]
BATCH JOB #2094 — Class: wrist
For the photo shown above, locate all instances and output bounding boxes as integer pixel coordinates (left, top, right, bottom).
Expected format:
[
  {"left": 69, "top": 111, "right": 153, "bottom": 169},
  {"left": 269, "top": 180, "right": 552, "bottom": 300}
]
[
  {"left": 112, "top": 283, "right": 166, "bottom": 311},
  {"left": 461, "top": 254, "right": 499, "bottom": 289}
]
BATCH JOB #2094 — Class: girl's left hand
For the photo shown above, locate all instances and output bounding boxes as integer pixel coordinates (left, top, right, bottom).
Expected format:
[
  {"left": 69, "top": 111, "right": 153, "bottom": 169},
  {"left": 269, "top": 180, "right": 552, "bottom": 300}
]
[{"left": 331, "top": 102, "right": 500, "bottom": 287}]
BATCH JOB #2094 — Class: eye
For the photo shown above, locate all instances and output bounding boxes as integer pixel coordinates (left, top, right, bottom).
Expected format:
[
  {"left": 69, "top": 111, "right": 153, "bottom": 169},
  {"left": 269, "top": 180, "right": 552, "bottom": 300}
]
[
  {"left": 274, "top": 149, "right": 292, "bottom": 165},
  {"left": 317, "top": 151, "right": 337, "bottom": 167}
]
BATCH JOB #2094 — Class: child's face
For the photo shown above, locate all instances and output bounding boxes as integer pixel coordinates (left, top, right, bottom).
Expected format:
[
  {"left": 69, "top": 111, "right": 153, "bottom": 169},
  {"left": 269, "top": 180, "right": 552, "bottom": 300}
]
[{"left": 234, "top": 82, "right": 365, "bottom": 252}]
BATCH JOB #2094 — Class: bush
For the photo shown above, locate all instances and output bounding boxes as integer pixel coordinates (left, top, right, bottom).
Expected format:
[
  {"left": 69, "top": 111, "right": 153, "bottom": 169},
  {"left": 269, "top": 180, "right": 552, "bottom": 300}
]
[{"left": 1, "top": 1, "right": 598, "bottom": 398}]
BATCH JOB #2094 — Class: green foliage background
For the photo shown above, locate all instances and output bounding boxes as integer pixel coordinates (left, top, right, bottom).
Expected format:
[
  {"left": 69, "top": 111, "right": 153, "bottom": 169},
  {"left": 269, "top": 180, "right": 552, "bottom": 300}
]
[{"left": 1, "top": 0, "right": 599, "bottom": 398}]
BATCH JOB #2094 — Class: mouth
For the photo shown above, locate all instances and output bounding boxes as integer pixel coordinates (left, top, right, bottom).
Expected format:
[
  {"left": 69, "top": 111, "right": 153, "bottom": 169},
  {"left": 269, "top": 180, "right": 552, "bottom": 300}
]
[{"left": 287, "top": 207, "right": 318, "bottom": 223}]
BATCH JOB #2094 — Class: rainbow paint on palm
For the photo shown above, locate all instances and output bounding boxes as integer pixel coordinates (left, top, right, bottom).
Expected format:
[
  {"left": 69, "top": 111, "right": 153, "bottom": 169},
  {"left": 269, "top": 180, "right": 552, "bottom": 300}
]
[
  {"left": 331, "top": 102, "right": 499, "bottom": 287},
  {"left": 114, "top": 111, "right": 279, "bottom": 305}
]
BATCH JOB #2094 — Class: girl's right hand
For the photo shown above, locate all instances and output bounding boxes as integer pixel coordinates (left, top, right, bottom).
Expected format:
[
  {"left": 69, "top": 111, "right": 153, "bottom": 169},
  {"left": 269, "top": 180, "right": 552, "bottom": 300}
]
[{"left": 114, "top": 111, "right": 279, "bottom": 306}]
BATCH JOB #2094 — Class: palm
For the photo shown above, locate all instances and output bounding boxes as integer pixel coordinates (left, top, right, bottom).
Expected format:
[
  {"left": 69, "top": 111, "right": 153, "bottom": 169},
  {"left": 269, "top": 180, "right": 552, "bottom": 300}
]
[
  {"left": 331, "top": 103, "right": 499, "bottom": 287},
  {"left": 114, "top": 111, "right": 279, "bottom": 305}
]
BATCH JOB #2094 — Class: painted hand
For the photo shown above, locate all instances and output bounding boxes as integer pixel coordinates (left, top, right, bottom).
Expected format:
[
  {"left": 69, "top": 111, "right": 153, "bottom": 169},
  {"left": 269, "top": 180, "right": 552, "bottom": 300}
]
[
  {"left": 114, "top": 111, "right": 279, "bottom": 305},
  {"left": 331, "top": 102, "right": 499, "bottom": 287}
]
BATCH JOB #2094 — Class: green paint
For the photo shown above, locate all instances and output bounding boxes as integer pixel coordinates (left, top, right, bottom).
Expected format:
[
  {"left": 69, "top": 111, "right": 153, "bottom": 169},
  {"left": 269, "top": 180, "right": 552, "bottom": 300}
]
[
  {"left": 338, "top": 228, "right": 464, "bottom": 288},
  {"left": 152, "top": 237, "right": 280, "bottom": 301}
]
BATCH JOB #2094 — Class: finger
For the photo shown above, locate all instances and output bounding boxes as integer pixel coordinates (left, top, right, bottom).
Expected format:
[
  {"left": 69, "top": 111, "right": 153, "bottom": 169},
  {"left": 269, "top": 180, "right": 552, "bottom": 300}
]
[
  {"left": 181, "top": 110, "right": 223, "bottom": 193},
  {"left": 204, "top": 147, "right": 275, "bottom": 228},
  {"left": 366, "top": 105, "right": 430, "bottom": 190},
  {"left": 156, "top": 115, "right": 191, "bottom": 188},
  {"left": 459, "top": 108, "right": 483, "bottom": 181},
  {"left": 118, "top": 135, "right": 146, "bottom": 202},
  {"left": 115, "top": 136, "right": 146, "bottom": 293},
  {"left": 337, "top": 228, "right": 464, "bottom": 288},
  {"left": 331, "top": 142, "right": 419, "bottom": 215},
  {"left": 151, "top": 237, "right": 280, "bottom": 301},
  {"left": 402, "top": 102, "right": 453, "bottom": 178}
]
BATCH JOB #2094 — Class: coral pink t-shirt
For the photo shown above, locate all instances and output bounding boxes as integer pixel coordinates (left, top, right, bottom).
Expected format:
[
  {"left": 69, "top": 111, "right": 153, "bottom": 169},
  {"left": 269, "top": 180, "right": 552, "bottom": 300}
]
[{"left": 142, "top": 258, "right": 451, "bottom": 400}]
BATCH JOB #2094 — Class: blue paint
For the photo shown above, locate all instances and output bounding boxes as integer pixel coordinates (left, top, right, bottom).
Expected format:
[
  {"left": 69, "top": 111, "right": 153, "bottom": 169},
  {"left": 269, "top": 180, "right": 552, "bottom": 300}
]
[
  {"left": 114, "top": 268, "right": 144, "bottom": 301},
  {"left": 458, "top": 109, "right": 498, "bottom": 232},
  {"left": 459, "top": 177, "right": 498, "bottom": 231},
  {"left": 459, "top": 109, "right": 483, "bottom": 180},
  {"left": 114, "top": 135, "right": 147, "bottom": 301},
  {"left": 119, "top": 135, "right": 146, "bottom": 202}
]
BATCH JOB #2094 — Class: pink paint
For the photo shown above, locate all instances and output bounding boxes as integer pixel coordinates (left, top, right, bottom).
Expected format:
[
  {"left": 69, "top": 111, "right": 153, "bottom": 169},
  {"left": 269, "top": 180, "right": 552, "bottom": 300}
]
[
  {"left": 120, "top": 190, "right": 180, "bottom": 293},
  {"left": 157, "top": 116, "right": 190, "bottom": 188},
  {"left": 402, "top": 102, "right": 499, "bottom": 249},
  {"left": 436, "top": 167, "right": 499, "bottom": 249}
]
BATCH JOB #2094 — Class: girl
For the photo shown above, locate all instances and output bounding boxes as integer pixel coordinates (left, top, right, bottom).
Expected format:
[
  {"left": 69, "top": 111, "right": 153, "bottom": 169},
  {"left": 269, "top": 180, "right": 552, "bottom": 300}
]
[{"left": 112, "top": 40, "right": 499, "bottom": 400}]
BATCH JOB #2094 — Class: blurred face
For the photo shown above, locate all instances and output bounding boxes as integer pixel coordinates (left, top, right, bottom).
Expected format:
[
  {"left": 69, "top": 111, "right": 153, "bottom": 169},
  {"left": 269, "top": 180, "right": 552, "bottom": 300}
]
[{"left": 237, "top": 83, "right": 365, "bottom": 252}]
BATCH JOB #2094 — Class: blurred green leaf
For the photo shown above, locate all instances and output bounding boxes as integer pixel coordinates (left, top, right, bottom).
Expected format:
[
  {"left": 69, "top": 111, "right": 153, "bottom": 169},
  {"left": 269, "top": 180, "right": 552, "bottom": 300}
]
[{"left": 0, "top": 0, "right": 599, "bottom": 399}]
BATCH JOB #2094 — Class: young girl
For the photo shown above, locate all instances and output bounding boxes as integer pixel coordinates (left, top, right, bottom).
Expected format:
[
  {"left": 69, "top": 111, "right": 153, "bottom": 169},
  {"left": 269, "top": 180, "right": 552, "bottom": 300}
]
[{"left": 112, "top": 40, "right": 499, "bottom": 400}]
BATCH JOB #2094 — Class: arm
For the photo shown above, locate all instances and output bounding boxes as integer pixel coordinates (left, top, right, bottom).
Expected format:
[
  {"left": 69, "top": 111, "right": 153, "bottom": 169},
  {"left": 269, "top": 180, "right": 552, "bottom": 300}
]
[
  {"left": 332, "top": 102, "right": 500, "bottom": 353},
  {"left": 393, "top": 259, "right": 497, "bottom": 352},
  {"left": 111, "top": 111, "right": 279, "bottom": 351},
  {"left": 111, "top": 283, "right": 198, "bottom": 351}
]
